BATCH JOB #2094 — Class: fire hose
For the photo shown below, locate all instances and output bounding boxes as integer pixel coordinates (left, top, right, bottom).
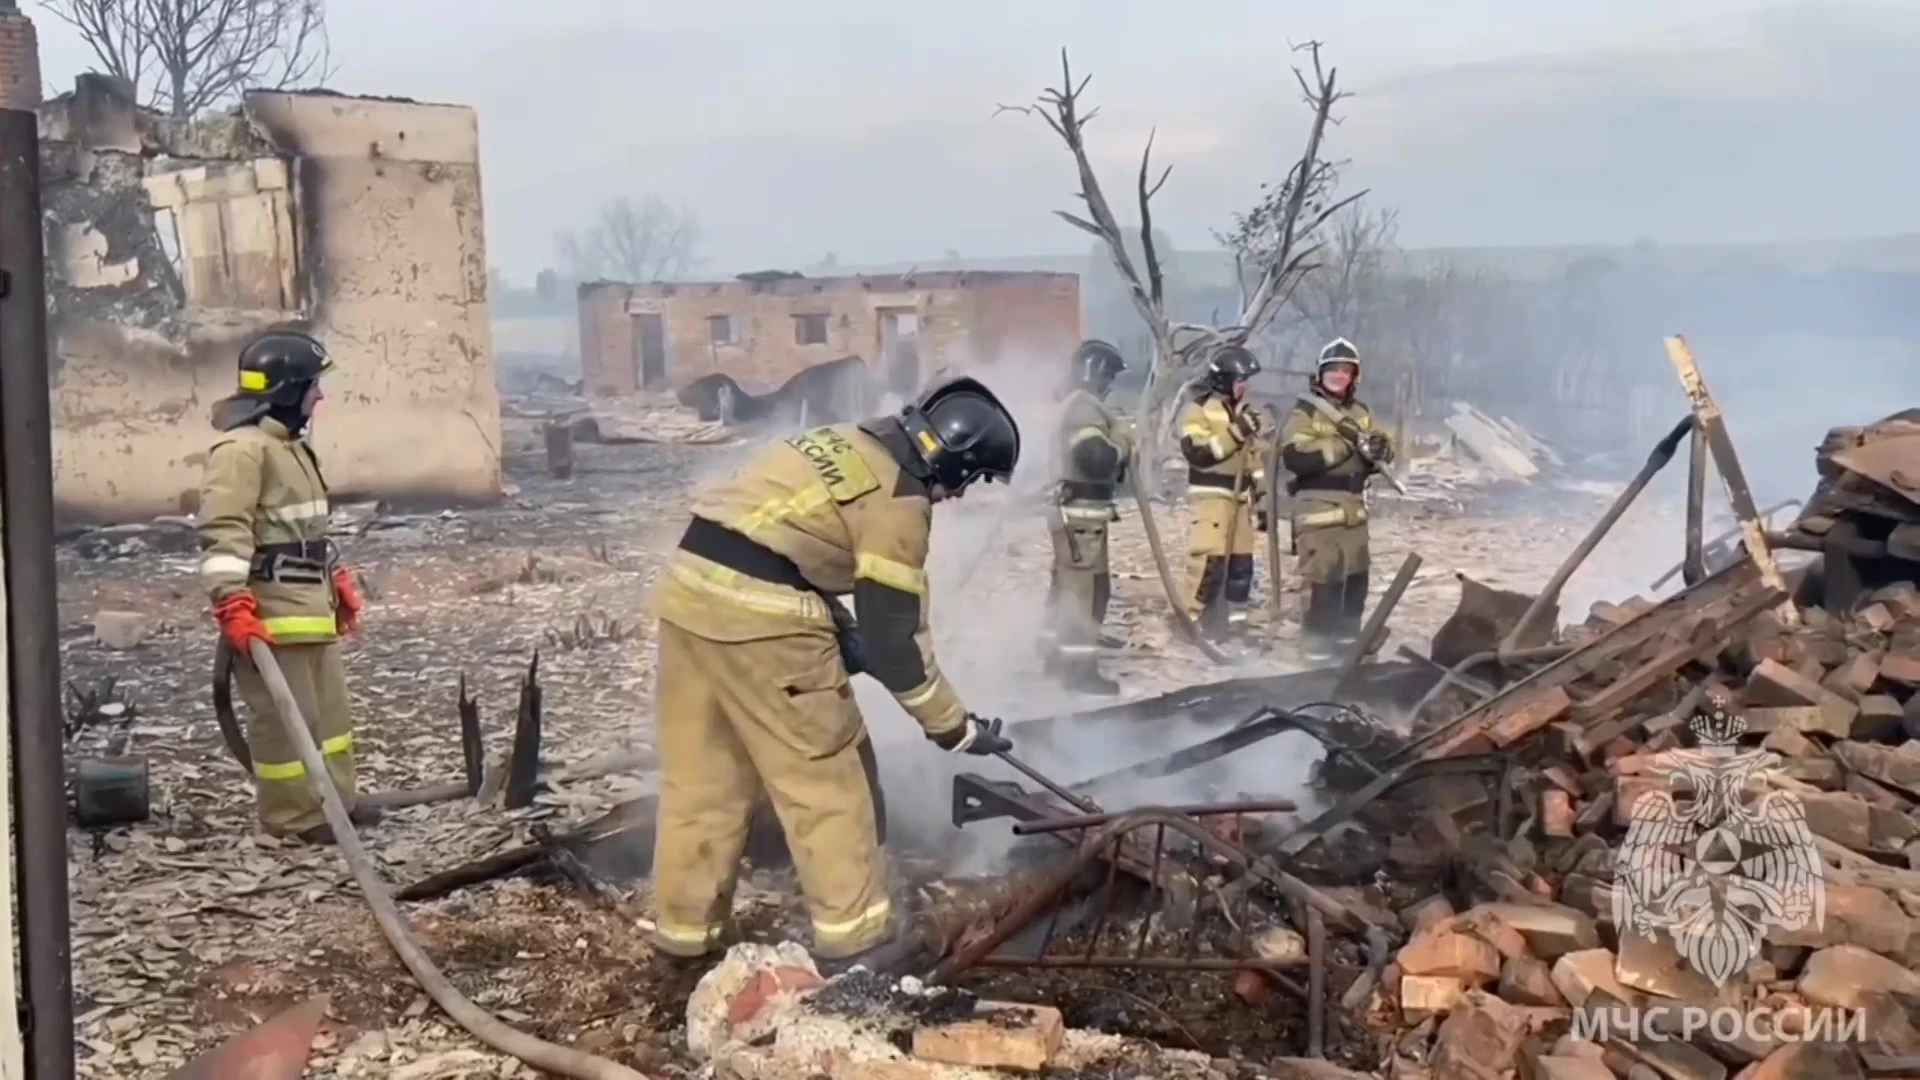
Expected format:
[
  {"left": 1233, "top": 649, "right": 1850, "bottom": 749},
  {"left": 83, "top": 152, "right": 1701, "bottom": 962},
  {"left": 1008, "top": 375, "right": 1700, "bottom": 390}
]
[{"left": 243, "top": 639, "right": 651, "bottom": 1080}]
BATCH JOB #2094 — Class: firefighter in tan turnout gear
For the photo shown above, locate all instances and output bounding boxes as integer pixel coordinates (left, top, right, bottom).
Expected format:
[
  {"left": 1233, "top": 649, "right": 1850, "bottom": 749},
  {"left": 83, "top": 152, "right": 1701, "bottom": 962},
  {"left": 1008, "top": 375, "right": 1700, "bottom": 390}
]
[
  {"left": 1177, "top": 346, "right": 1271, "bottom": 640},
  {"left": 197, "top": 329, "right": 378, "bottom": 844},
  {"left": 649, "top": 376, "right": 1020, "bottom": 972},
  {"left": 1043, "top": 340, "right": 1132, "bottom": 696},
  {"left": 1278, "top": 338, "right": 1395, "bottom": 662}
]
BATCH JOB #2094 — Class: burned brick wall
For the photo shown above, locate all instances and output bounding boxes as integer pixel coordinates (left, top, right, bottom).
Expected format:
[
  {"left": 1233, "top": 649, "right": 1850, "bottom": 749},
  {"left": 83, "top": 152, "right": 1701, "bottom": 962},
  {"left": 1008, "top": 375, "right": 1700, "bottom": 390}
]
[
  {"left": 0, "top": 5, "right": 40, "bottom": 111},
  {"left": 576, "top": 271, "right": 1083, "bottom": 399},
  {"left": 39, "top": 80, "right": 501, "bottom": 523}
]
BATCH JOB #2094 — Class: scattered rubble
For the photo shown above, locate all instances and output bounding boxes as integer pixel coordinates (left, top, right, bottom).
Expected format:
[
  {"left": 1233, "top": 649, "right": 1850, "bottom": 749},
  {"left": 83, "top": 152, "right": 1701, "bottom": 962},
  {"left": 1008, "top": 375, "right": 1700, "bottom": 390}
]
[
  {"left": 53, "top": 349, "right": 1920, "bottom": 1080},
  {"left": 696, "top": 945, "right": 1237, "bottom": 1079}
]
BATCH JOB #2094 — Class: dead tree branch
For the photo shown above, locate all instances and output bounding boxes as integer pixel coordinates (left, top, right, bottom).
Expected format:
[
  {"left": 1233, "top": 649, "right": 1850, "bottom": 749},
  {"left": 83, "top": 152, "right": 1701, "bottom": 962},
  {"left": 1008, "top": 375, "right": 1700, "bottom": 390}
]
[
  {"left": 1004, "top": 43, "right": 1358, "bottom": 660},
  {"left": 556, "top": 196, "right": 703, "bottom": 284},
  {"left": 998, "top": 51, "right": 1219, "bottom": 659},
  {"left": 40, "top": 0, "right": 151, "bottom": 95},
  {"left": 1215, "top": 44, "right": 1364, "bottom": 347},
  {"left": 43, "top": 0, "right": 334, "bottom": 117}
]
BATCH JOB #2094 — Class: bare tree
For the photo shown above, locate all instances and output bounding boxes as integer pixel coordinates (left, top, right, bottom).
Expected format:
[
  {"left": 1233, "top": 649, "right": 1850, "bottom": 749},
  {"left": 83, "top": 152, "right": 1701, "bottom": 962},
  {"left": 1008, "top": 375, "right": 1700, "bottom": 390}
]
[
  {"left": 1000, "top": 44, "right": 1360, "bottom": 660},
  {"left": 554, "top": 196, "right": 702, "bottom": 284},
  {"left": 41, "top": 0, "right": 332, "bottom": 118},
  {"left": 1288, "top": 203, "right": 1399, "bottom": 349}
]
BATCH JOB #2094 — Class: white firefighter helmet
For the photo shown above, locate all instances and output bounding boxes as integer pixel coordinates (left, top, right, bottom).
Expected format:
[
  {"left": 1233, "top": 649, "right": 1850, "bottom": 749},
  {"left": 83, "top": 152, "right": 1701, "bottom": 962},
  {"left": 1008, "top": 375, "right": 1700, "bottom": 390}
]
[{"left": 1317, "top": 338, "right": 1361, "bottom": 385}]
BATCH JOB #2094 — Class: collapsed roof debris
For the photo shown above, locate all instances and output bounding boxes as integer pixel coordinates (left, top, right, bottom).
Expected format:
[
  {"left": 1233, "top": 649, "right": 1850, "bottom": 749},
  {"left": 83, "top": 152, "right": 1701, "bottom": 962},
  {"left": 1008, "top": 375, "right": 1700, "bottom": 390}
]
[{"left": 651, "top": 375, "right": 1920, "bottom": 1078}]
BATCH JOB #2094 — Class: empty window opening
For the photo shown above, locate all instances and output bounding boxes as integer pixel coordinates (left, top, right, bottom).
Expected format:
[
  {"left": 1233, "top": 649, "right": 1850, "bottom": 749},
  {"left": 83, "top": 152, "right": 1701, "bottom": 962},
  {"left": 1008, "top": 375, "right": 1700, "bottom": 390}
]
[
  {"left": 709, "top": 315, "right": 735, "bottom": 345},
  {"left": 794, "top": 313, "right": 829, "bottom": 346}
]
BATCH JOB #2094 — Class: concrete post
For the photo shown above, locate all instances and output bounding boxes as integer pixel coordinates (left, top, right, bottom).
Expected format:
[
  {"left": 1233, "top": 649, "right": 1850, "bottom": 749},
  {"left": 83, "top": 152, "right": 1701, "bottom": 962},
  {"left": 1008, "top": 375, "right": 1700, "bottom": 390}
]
[
  {"left": 0, "top": 4, "right": 76, "bottom": 1077},
  {"left": 0, "top": 4, "right": 26, "bottom": 1070}
]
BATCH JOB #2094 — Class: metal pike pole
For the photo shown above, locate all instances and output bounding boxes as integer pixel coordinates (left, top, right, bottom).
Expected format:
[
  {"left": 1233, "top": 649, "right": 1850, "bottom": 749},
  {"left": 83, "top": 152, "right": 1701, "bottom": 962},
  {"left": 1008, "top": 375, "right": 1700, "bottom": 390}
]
[{"left": 994, "top": 750, "right": 1100, "bottom": 815}]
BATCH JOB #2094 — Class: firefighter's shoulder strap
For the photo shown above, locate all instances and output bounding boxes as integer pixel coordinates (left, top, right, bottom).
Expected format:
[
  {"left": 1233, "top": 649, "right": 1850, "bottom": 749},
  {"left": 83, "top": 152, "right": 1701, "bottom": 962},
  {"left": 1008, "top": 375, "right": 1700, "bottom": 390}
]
[{"left": 1295, "top": 392, "right": 1356, "bottom": 434}]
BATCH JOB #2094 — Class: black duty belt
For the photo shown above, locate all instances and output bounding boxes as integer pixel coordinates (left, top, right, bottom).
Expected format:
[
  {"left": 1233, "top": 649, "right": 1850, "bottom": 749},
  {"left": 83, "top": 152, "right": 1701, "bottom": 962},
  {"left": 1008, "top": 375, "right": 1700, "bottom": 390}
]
[
  {"left": 1059, "top": 480, "right": 1116, "bottom": 503},
  {"left": 679, "top": 516, "right": 815, "bottom": 591},
  {"left": 1293, "top": 471, "right": 1368, "bottom": 495},
  {"left": 250, "top": 539, "right": 334, "bottom": 584},
  {"left": 681, "top": 516, "right": 867, "bottom": 672},
  {"left": 1189, "top": 468, "right": 1258, "bottom": 494}
]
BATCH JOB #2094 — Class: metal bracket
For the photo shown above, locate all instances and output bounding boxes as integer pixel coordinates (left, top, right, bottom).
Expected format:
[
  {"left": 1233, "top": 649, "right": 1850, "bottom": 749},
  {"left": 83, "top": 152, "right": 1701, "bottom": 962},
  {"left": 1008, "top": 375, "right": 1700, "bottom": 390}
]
[{"left": 951, "top": 773, "right": 1056, "bottom": 827}]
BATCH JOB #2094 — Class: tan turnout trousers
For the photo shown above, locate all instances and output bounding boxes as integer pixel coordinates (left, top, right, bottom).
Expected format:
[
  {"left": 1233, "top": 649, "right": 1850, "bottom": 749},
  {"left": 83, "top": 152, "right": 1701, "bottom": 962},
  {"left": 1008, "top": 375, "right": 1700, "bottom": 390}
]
[
  {"left": 650, "top": 620, "right": 890, "bottom": 960},
  {"left": 1184, "top": 493, "right": 1257, "bottom": 622},
  {"left": 232, "top": 641, "right": 358, "bottom": 836}
]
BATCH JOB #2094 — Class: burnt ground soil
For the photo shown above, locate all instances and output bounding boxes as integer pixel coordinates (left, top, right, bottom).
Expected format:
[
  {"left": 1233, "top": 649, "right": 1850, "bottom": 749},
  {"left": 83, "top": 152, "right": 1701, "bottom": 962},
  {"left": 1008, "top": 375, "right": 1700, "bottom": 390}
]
[{"left": 53, "top": 408, "right": 1680, "bottom": 1077}]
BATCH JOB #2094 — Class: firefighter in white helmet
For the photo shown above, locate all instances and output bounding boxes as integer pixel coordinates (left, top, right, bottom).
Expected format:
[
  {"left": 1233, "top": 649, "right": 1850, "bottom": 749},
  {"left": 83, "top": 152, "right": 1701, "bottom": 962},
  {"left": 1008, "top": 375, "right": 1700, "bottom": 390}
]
[{"left": 1276, "top": 338, "right": 1395, "bottom": 661}]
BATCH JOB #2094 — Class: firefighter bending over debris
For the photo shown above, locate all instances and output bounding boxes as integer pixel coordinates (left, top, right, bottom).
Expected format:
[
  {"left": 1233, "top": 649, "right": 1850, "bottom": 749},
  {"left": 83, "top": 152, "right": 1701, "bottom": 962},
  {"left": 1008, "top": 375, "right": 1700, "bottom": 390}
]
[
  {"left": 1178, "top": 346, "right": 1271, "bottom": 640},
  {"left": 1043, "top": 340, "right": 1132, "bottom": 696},
  {"left": 1278, "top": 338, "right": 1395, "bottom": 662},
  {"left": 648, "top": 376, "right": 1020, "bottom": 971},
  {"left": 197, "top": 329, "right": 376, "bottom": 844}
]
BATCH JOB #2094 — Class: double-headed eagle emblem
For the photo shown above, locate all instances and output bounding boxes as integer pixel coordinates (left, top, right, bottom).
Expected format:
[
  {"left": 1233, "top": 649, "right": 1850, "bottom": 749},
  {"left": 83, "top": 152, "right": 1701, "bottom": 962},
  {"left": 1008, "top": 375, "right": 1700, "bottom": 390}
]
[{"left": 1613, "top": 706, "right": 1825, "bottom": 987}]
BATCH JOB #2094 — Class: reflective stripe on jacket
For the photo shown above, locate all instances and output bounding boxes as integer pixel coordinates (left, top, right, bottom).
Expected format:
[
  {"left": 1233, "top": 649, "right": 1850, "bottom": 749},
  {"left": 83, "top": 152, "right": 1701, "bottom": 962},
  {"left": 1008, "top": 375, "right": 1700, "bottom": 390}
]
[
  {"left": 1178, "top": 395, "right": 1267, "bottom": 500},
  {"left": 651, "top": 421, "right": 968, "bottom": 739},
  {"left": 1278, "top": 392, "right": 1391, "bottom": 528},
  {"left": 196, "top": 416, "right": 340, "bottom": 644}
]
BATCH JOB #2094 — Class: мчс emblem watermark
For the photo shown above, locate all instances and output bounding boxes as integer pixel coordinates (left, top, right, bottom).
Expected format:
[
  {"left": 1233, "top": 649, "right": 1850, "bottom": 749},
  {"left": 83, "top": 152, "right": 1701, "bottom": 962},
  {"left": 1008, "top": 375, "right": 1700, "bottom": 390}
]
[{"left": 1583, "top": 703, "right": 1867, "bottom": 1045}]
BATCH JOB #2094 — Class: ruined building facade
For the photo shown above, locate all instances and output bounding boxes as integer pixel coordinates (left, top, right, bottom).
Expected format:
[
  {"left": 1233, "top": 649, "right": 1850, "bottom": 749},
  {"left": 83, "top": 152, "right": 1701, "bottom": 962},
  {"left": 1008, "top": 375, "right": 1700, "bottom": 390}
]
[
  {"left": 575, "top": 271, "right": 1081, "bottom": 398},
  {"left": 40, "top": 77, "right": 501, "bottom": 522}
]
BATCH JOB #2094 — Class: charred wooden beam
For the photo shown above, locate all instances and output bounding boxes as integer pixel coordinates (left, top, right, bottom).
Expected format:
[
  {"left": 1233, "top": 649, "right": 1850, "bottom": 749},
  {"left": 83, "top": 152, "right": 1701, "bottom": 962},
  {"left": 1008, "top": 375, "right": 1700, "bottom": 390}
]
[
  {"left": 1684, "top": 419, "right": 1708, "bottom": 586},
  {"left": 505, "top": 652, "right": 543, "bottom": 810},
  {"left": 459, "top": 675, "right": 484, "bottom": 796},
  {"left": 394, "top": 794, "right": 795, "bottom": 902},
  {"left": 1499, "top": 415, "right": 1693, "bottom": 662},
  {"left": 1665, "top": 336, "right": 1800, "bottom": 627},
  {"left": 1306, "top": 907, "right": 1327, "bottom": 1058},
  {"left": 1333, "top": 552, "right": 1422, "bottom": 697},
  {"left": 1277, "top": 562, "right": 1761, "bottom": 858}
]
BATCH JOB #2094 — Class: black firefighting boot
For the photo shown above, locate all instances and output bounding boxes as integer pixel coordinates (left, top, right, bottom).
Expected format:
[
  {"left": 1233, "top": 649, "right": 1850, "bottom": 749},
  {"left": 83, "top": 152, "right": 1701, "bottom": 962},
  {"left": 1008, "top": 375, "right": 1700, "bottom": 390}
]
[
  {"left": 1223, "top": 554, "right": 1257, "bottom": 639},
  {"left": 1333, "top": 569, "right": 1371, "bottom": 649},
  {"left": 1193, "top": 556, "right": 1234, "bottom": 642},
  {"left": 1299, "top": 584, "right": 1341, "bottom": 663}
]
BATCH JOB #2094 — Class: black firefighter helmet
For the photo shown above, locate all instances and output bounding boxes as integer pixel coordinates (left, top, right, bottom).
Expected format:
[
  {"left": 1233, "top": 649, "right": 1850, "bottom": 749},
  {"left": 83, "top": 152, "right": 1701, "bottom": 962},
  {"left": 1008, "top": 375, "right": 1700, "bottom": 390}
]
[
  {"left": 1071, "top": 339, "right": 1127, "bottom": 398},
  {"left": 236, "top": 329, "right": 333, "bottom": 406},
  {"left": 899, "top": 375, "right": 1021, "bottom": 496},
  {"left": 1204, "top": 344, "right": 1260, "bottom": 396}
]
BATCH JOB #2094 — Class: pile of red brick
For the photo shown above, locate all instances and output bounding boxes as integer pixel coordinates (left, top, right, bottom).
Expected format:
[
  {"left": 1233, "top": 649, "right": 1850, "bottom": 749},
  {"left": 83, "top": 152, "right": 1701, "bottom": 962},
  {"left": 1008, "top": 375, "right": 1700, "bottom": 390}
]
[{"left": 1370, "top": 581, "right": 1920, "bottom": 1080}]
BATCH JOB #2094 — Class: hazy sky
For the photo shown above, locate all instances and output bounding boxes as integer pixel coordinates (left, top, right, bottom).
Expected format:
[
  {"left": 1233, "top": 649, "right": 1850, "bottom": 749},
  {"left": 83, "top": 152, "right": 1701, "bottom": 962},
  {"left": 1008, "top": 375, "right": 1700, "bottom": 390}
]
[{"left": 30, "top": 1, "right": 1920, "bottom": 278}]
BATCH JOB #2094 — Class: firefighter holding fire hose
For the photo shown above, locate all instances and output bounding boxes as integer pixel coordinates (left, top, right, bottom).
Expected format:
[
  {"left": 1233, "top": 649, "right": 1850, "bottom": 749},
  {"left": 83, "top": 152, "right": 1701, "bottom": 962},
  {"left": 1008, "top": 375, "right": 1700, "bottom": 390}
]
[
  {"left": 196, "top": 328, "right": 380, "bottom": 844},
  {"left": 647, "top": 375, "right": 1019, "bottom": 972},
  {"left": 1277, "top": 337, "right": 1395, "bottom": 661}
]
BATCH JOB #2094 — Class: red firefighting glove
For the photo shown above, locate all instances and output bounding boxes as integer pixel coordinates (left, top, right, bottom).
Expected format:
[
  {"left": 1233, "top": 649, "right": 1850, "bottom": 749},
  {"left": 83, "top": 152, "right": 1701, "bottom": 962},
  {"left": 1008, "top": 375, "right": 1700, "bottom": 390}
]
[
  {"left": 212, "top": 592, "right": 274, "bottom": 652},
  {"left": 332, "top": 566, "right": 364, "bottom": 635}
]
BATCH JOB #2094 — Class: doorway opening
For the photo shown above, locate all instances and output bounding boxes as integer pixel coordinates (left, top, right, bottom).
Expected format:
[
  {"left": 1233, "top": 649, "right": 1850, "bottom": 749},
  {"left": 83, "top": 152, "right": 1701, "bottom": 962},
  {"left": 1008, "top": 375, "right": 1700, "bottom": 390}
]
[
  {"left": 633, "top": 314, "right": 667, "bottom": 389},
  {"left": 878, "top": 307, "right": 921, "bottom": 398}
]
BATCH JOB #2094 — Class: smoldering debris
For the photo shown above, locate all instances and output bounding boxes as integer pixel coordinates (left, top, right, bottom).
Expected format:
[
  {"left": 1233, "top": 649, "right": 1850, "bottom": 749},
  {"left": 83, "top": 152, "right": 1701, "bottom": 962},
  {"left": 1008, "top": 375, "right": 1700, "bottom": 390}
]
[
  {"left": 58, "top": 333, "right": 1920, "bottom": 1077},
  {"left": 625, "top": 398, "right": 1920, "bottom": 1080}
]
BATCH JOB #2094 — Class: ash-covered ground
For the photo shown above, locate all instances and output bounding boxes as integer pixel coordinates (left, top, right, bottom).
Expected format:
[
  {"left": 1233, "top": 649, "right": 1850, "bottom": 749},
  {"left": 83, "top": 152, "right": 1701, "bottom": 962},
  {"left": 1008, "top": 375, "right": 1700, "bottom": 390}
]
[{"left": 55, "top": 405, "right": 1689, "bottom": 1076}]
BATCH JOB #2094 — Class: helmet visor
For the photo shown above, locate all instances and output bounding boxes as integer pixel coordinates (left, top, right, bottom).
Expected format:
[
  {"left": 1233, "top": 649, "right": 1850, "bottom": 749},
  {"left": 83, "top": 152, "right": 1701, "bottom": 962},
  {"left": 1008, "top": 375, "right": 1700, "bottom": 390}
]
[{"left": 1319, "top": 339, "right": 1359, "bottom": 363}]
